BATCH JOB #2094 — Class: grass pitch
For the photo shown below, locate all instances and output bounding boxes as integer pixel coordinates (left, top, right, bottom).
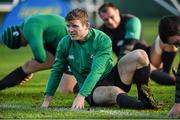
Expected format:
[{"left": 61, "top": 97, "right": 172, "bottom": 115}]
[{"left": 0, "top": 18, "right": 179, "bottom": 119}]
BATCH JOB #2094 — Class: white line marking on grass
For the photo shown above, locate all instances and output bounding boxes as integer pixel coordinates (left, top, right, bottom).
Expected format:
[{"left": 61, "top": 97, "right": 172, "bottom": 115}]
[
  {"left": 0, "top": 104, "right": 168, "bottom": 118},
  {"left": 0, "top": 104, "right": 73, "bottom": 111},
  {"left": 0, "top": 104, "right": 90, "bottom": 112},
  {"left": 98, "top": 109, "right": 167, "bottom": 118}
]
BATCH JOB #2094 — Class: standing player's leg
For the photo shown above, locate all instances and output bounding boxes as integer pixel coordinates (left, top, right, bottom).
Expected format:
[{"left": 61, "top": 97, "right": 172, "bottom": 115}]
[
  {"left": 0, "top": 51, "right": 77, "bottom": 93},
  {"left": 0, "top": 51, "right": 54, "bottom": 90},
  {"left": 23, "top": 51, "right": 77, "bottom": 94}
]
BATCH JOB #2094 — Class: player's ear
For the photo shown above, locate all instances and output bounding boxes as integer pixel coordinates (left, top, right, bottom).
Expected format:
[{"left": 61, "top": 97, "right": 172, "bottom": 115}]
[{"left": 86, "top": 22, "right": 90, "bottom": 29}]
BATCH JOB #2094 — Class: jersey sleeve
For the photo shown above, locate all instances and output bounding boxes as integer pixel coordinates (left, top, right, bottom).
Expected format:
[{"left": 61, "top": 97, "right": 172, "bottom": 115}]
[
  {"left": 45, "top": 37, "right": 69, "bottom": 96},
  {"left": 23, "top": 23, "right": 46, "bottom": 63},
  {"left": 80, "top": 34, "right": 112, "bottom": 96},
  {"left": 125, "top": 17, "right": 141, "bottom": 41}
]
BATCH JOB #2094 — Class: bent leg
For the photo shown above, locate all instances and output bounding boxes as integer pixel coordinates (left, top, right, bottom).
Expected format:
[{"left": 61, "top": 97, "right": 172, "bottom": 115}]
[
  {"left": 117, "top": 49, "right": 149, "bottom": 85},
  {"left": 59, "top": 73, "right": 77, "bottom": 94},
  {"left": 150, "top": 44, "right": 177, "bottom": 85},
  {"left": 93, "top": 86, "right": 124, "bottom": 105},
  {"left": 0, "top": 51, "right": 54, "bottom": 90},
  {"left": 23, "top": 51, "right": 77, "bottom": 94},
  {"left": 117, "top": 50, "right": 160, "bottom": 109},
  {"left": 150, "top": 70, "right": 175, "bottom": 85},
  {"left": 0, "top": 51, "right": 77, "bottom": 92},
  {"left": 92, "top": 86, "right": 146, "bottom": 109},
  {"left": 22, "top": 51, "right": 55, "bottom": 74},
  {"left": 162, "top": 51, "right": 177, "bottom": 73},
  {"left": 0, "top": 67, "right": 28, "bottom": 90}
]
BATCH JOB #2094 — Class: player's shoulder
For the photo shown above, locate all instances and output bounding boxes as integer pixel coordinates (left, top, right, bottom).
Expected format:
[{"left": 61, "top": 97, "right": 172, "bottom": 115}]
[
  {"left": 90, "top": 28, "right": 112, "bottom": 47},
  {"left": 122, "top": 14, "right": 140, "bottom": 23},
  {"left": 122, "top": 14, "right": 138, "bottom": 19},
  {"left": 91, "top": 28, "right": 110, "bottom": 39},
  {"left": 60, "top": 35, "right": 71, "bottom": 44}
]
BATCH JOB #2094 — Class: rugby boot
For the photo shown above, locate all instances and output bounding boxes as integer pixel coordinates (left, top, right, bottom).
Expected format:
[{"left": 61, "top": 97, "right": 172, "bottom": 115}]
[{"left": 138, "top": 84, "right": 162, "bottom": 109}]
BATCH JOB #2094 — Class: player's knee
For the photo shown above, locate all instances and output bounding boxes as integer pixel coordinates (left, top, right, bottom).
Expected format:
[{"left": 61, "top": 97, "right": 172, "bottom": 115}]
[
  {"left": 135, "top": 49, "right": 149, "bottom": 65},
  {"left": 109, "top": 86, "right": 125, "bottom": 99},
  {"left": 59, "top": 75, "right": 77, "bottom": 94},
  {"left": 22, "top": 61, "right": 32, "bottom": 74},
  {"left": 59, "top": 86, "right": 74, "bottom": 94},
  {"left": 22, "top": 60, "right": 50, "bottom": 74}
]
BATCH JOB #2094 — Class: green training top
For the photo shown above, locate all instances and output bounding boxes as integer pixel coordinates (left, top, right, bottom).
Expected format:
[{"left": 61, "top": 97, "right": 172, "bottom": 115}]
[
  {"left": 22, "top": 14, "right": 68, "bottom": 63},
  {"left": 45, "top": 28, "right": 113, "bottom": 96}
]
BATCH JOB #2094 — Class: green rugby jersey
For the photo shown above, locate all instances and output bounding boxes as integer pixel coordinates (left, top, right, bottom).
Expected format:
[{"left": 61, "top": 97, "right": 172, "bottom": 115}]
[
  {"left": 22, "top": 14, "right": 68, "bottom": 63},
  {"left": 45, "top": 28, "right": 113, "bottom": 96}
]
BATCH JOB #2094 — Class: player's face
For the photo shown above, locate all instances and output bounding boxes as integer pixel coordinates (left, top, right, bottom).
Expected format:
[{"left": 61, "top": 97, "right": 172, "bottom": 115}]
[
  {"left": 20, "top": 35, "right": 27, "bottom": 46},
  {"left": 15, "top": 29, "right": 27, "bottom": 47},
  {"left": 167, "top": 35, "right": 180, "bottom": 47},
  {"left": 67, "top": 20, "right": 89, "bottom": 41},
  {"left": 99, "top": 7, "right": 120, "bottom": 29}
]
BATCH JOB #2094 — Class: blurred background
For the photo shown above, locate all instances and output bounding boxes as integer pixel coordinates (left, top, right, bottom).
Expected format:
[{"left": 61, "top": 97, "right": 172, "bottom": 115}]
[{"left": 0, "top": 0, "right": 179, "bottom": 43}]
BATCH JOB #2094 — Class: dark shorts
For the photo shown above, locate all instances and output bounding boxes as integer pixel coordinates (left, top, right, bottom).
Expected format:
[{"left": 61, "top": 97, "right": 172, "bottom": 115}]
[
  {"left": 44, "top": 44, "right": 56, "bottom": 56},
  {"left": 44, "top": 44, "right": 72, "bottom": 75},
  {"left": 85, "top": 64, "right": 131, "bottom": 106}
]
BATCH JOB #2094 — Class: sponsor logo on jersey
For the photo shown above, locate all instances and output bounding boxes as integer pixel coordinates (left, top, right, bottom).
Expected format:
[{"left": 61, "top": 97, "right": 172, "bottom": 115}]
[{"left": 90, "top": 54, "right": 94, "bottom": 59}]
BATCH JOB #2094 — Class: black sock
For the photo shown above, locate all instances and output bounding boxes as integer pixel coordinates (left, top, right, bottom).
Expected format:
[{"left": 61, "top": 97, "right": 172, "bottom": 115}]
[
  {"left": 133, "top": 65, "right": 150, "bottom": 85},
  {"left": 73, "top": 83, "right": 79, "bottom": 93},
  {"left": 162, "top": 51, "right": 176, "bottom": 73},
  {"left": 133, "top": 65, "right": 150, "bottom": 99},
  {"left": 116, "top": 93, "right": 146, "bottom": 109},
  {"left": 0, "top": 67, "right": 27, "bottom": 90},
  {"left": 150, "top": 70, "right": 175, "bottom": 85},
  {"left": 175, "top": 63, "right": 180, "bottom": 103}
]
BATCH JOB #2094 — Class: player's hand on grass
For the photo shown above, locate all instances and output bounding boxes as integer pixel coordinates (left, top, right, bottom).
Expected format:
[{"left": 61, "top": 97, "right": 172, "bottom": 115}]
[
  {"left": 71, "top": 93, "right": 85, "bottom": 110},
  {"left": 41, "top": 96, "right": 53, "bottom": 108},
  {"left": 168, "top": 103, "right": 180, "bottom": 117}
]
